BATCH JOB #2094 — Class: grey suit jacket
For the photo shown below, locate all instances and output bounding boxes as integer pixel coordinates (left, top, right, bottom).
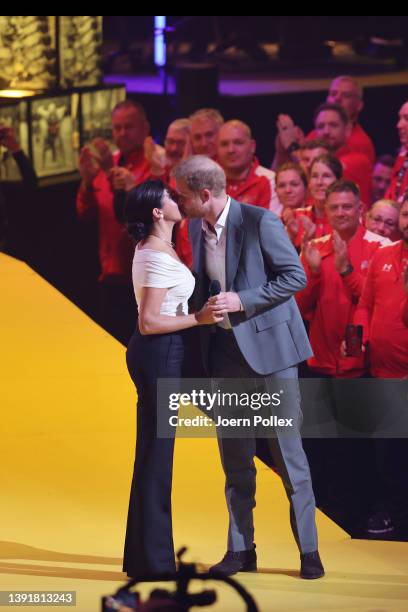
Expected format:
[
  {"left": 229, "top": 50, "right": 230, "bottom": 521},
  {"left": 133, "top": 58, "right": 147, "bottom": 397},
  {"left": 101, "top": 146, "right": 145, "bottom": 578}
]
[{"left": 189, "top": 199, "right": 313, "bottom": 375}]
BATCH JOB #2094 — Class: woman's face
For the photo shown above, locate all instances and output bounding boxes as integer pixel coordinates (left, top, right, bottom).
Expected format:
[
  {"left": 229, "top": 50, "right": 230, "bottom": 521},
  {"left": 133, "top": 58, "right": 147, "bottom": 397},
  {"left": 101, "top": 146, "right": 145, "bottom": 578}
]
[
  {"left": 160, "top": 189, "right": 183, "bottom": 223},
  {"left": 276, "top": 169, "right": 306, "bottom": 209},
  {"left": 309, "top": 161, "right": 337, "bottom": 206}
]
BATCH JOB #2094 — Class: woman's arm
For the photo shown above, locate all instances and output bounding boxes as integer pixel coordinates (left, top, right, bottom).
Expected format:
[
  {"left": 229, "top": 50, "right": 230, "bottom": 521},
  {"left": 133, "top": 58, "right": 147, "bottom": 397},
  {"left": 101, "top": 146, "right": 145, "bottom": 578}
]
[{"left": 138, "top": 286, "right": 222, "bottom": 335}]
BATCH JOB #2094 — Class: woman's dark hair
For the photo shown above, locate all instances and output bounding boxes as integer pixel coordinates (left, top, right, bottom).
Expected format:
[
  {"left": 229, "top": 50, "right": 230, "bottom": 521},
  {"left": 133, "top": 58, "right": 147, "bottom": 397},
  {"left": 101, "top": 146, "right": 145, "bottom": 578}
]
[
  {"left": 125, "top": 180, "right": 165, "bottom": 243},
  {"left": 310, "top": 154, "right": 343, "bottom": 181}
]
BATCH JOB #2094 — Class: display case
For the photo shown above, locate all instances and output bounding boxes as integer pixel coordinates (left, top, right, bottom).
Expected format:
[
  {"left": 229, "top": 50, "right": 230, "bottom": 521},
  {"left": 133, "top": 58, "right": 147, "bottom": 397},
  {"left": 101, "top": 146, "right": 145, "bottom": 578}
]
[{"left": 0, "top": 84, "right": 126, "bottom": 180}]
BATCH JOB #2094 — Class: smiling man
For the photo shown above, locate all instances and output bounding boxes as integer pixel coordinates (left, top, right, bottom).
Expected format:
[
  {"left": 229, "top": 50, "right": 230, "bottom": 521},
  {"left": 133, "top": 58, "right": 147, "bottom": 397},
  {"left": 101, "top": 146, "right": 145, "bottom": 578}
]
[
  {"left": 386, "top": 101, "right": 408, "bottom": 203},
  {"left": 217, "top": 119, "right": 280, "bottom": 214},
  {"left": 313, "top": 102, "right": 372, "bottom": 208},
  {"left": 76, "top": 99, "right": 152, "bottom": 343},
  {"left": 297, "top": 179, "right": 390, "bottom": 377}
]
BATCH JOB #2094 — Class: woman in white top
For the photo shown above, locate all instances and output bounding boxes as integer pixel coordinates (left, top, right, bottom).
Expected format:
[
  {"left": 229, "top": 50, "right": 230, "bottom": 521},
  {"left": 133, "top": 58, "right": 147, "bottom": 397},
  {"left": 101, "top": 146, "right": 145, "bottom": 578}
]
[{"left": 122, "top": 180, "right": 222, "bottom": 579}]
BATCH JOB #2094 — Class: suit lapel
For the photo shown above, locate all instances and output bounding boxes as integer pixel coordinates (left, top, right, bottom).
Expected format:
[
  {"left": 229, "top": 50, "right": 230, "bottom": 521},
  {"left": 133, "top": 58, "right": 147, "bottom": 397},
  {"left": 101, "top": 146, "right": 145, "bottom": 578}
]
[
  {"left": 226, "top": 200, "right": 244, "bottom": 290},
  {"left": 189, "top": 218, "right": 207, "bottom": 304},
  {"left": 189, "top": 218, "right": 204, "bottom": 275}
]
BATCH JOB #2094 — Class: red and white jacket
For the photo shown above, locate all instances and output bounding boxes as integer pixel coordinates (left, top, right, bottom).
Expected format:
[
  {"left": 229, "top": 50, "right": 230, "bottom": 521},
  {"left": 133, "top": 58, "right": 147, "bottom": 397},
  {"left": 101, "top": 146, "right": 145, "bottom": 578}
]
[
  {"left": 76, "top": 149, "right": 151, "bottom": 282},
  {"left": 353, "top": 240, "right": 408, "bottom": 378},
  {"left": 296, "top": 226, "right": 390, "bottom": 377}
]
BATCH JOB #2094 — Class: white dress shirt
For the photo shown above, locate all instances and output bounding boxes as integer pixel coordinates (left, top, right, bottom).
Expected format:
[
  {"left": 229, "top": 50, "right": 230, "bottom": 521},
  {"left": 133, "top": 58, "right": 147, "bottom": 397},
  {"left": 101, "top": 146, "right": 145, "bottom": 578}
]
[{"left": 202, "top": 197, "right": 232, "bottom": 329}]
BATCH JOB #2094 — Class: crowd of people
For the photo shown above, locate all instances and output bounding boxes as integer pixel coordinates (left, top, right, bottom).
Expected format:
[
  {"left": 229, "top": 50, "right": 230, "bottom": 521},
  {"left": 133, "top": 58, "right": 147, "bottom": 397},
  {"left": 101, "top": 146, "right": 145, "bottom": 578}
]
[{"left": 73, "top": 76, "right": 408, "bottom": 540}]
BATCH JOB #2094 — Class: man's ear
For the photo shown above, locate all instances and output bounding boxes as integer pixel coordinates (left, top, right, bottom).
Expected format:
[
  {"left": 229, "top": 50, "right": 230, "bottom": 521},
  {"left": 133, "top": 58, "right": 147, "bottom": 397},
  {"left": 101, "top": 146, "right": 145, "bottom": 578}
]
[{"left": 200, "top": 188, "right": 211, "bottom": 204}]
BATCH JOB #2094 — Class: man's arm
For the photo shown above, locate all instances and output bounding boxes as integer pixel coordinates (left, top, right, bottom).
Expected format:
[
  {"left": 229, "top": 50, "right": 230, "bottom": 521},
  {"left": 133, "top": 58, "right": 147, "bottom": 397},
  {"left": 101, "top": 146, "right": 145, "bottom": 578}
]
[{"left": 238, "top": 212, "right": 307, "bottom": 318}]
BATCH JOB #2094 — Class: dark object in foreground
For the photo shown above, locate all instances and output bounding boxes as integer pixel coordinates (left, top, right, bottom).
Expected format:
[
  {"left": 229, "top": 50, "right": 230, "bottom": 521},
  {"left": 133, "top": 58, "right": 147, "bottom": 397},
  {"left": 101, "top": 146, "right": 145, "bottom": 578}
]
[{"left": 102, "top": 547, "right": 259, "bottom": 611}]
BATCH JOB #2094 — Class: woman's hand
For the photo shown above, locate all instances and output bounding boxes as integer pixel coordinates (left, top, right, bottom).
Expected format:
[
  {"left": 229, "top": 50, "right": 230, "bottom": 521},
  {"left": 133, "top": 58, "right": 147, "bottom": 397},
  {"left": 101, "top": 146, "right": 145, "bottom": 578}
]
[{"left": 195, "top": 302, "right": 224, "bottom": 325}]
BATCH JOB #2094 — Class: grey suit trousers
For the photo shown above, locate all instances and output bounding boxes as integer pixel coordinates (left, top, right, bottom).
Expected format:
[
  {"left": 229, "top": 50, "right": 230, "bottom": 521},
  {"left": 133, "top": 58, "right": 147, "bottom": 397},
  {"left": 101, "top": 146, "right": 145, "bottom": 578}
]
[{"left": 210, "top": 327, "right": 318, "bottom": 554}]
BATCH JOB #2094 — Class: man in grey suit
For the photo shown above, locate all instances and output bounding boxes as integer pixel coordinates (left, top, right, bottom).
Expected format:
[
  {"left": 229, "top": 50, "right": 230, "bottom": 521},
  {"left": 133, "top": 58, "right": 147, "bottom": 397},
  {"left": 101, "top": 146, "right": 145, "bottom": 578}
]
[{"left": 173, "top": 155, "right": 324, "bottom": 579}]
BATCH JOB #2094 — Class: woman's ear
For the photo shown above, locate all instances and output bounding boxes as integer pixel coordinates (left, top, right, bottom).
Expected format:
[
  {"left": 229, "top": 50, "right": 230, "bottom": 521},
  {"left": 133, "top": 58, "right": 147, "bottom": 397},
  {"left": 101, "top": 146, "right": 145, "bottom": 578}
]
[{"left": 152, "top": 207, "right": 164, "bottom": 220}]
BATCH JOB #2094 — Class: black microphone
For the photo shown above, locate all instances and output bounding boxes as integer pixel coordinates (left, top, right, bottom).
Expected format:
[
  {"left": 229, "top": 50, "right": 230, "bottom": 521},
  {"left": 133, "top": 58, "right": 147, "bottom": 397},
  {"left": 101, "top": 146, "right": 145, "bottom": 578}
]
[{"left": 209, "top": 280, "right": 221, "bottom": 296}]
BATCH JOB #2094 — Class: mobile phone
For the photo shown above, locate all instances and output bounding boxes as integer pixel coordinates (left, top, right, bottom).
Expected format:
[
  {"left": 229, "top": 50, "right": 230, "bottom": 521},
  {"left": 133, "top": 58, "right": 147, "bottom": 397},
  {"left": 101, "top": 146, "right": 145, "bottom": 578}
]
[{"left": 345, "top": 324, "right": 363, "bottom": 357}]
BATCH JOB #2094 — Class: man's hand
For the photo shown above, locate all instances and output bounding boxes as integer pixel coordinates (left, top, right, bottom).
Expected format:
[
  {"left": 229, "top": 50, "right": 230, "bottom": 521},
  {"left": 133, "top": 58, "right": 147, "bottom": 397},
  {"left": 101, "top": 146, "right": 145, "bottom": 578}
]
[
  {"left": 276, "top": 114, "right": 304, "bottom": 151},
  {"left": 0, "top": 124, "right": 21, "bottom": 153},
  {"left": 302, "top": 239, "right": 322, "bottom": 275},
  {"left": 78, "top": 146, "right": 99, "bottom": 187},
  {"left": 208, "top": 291, "right": 243, "bottom": 313},
  {"left": 144, "top": 136, "right": 166, "bottom": 176},
  {"left": 333, "top": 230, "right": 350, "bottom": 274},
  {"left": 91, "top": 138, "right": 113, "bottom": 173},
  {"left": 109, "top": 166, "right": 136, "bottom": 192},
  {"left": 300, "top": 215, "right": 316, "bottom": 242},
  {"left": 283, "top": 209, "right": 300, "bottom": 242}
]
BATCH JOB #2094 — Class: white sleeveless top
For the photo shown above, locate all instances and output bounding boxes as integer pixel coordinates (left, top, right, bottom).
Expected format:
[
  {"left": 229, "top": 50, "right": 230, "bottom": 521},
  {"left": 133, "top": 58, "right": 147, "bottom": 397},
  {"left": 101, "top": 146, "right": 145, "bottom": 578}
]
[{"left": 132, "top": 248, "right": 195, "bottom": 316}]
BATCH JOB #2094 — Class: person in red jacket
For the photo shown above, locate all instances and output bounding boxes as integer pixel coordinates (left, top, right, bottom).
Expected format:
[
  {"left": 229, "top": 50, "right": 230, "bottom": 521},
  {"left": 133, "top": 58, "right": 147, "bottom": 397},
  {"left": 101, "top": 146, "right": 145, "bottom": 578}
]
[
  {"left": 298, "top": 139, "right": 331, "bottom": 176},
  {"left": 297, "top": 179, "right": 390, "bottom": 523},
  {"left": 310, "top": 76, "right": 375, "bottom": 165},
  {"left": 273, "top": 76, "right": 375, "bottom": 169},
  {"left": 189, "top": 108, "right": 224, "bottom": 159},
  {"left": 177, "top": 119, "right": 280, "bottom": 267},
  {"left": 313, "top": 103, "right": 372, "bottom": 209},
  {"left": 76, "top": 99, "right": 152, "bottom": 344},
  {"left": 275, "top": 162, "right": 308, "bottom": 221},
  {"left": 386, "top": 101, "right": 408, "bottom": 204},
  {"left": 350, "top": 199, "right": 408, "bottom": 535},
  {"left": 287, "top": 155, "right": 342, "bottom": 249},
  {"left": 365, "top": 199, "right": 401, "bottom": 242},
  {"left": 145, "top": 118, "right": 192, "bottom": 184},
  {"left": 354, "top": 198, "right": 408, "bottom": 378},
  {"left": 371, "top": 155, "right": 394, "bottom": 205},
  {"left": 297, "top": 180, "right": 390, "bottom": 377},
  {"left": 217, "top": 119, "right": 280, "bottom": 213}
]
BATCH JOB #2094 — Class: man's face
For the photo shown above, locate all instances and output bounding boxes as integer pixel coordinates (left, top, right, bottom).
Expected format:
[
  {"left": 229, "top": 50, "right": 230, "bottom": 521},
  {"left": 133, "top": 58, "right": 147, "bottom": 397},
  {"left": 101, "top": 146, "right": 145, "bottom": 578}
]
[
  {"left": 315, "top": 110, "right": 348, "bottom": 151},
  {"left": 366, "top": 203, "right": 399, "bottom": 239},
  {"left": 397, "top": 102, "right": 408, "bottom": 149},
  {"left": 175, "top": 178, "right": 207, "bottom": 219},
  {"left": 111, "top": 107, "right": 148, "bottom": 155},
  {"left": 327, "top": 78, "right": 363, "bottom": 122},
  {"left": 299, "top": 146, "right": 329, "bottom": 174},
  {"left": 217, "top": 124, "right": 255, "bottom": 174},
  {"left": 325, "top": 190, "right": 361, "bottom": 236},
  {"left": 399, "top": 199, "right": 408, "bottom": 244},
  {"left": 191, "top": 118, "right": 220, "bottom": 158},
  {"left": 371, "top": 163, "right": 393, "bottom": 202},
  {"left": 164, "top": 127, "right": 189, "bottom": 166}
]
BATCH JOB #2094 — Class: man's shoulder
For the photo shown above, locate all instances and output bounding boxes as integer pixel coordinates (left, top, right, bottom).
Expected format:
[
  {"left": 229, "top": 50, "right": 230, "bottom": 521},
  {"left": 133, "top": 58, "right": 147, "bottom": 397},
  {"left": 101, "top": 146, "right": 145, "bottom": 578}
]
[
  {"left": 253, "top": 164, "right": 275, "bottom": 182},
  {"left": 232, "top": 198, "right": 279, "bottom": 223}
]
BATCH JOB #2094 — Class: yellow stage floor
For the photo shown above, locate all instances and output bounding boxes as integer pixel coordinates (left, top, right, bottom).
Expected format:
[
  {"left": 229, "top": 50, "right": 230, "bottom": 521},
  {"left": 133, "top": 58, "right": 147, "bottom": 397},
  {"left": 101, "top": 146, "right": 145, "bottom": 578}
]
[{"left": 1, "top": 253, "right": 407, "bottom": 611}]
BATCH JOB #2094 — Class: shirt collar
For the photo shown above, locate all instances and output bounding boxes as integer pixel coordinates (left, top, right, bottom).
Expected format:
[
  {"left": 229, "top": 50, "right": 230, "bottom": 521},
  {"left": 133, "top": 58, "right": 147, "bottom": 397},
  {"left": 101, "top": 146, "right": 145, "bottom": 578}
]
[{"left": 202, "top": 196, "right": 231, "bottom": 238}]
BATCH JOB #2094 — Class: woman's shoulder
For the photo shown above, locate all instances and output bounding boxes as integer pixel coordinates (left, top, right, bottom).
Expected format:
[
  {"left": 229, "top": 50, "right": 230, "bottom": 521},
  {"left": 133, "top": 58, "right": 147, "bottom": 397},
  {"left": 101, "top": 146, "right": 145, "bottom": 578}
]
[{"left": 133, "top": 248, "right": 190, "bottom": 272}]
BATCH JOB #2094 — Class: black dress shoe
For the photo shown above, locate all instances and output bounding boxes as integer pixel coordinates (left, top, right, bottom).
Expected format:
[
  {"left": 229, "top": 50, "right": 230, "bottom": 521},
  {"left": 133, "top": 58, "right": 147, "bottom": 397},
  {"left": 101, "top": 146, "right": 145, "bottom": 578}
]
[
  {"left": 300, "top": 550, "right": 325, "bottom": 579},
  {"left": 209, "top": 545, "right": 257, "bottom": 576}
]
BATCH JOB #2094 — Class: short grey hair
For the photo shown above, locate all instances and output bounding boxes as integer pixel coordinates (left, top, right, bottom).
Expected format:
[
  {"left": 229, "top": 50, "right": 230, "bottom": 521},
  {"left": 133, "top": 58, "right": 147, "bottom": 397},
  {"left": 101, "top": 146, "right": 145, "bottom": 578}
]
[
  {"left": 167, "top": 118, "right": 191, "bottom": 134},
  {"left": 330, "top": 75, "right": 364, "bottom": 99},
  {"left": 370, "top": 199, "right": 400, "bottom": 213},
  {"left": 189, "top": 108, "right": 224, "bottom": 127},
  {"left": 172, "top": 155, "right": 226, "bottom": 195}
]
